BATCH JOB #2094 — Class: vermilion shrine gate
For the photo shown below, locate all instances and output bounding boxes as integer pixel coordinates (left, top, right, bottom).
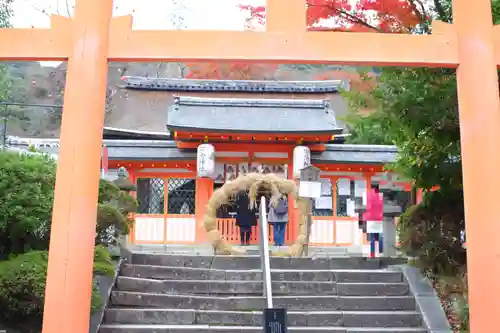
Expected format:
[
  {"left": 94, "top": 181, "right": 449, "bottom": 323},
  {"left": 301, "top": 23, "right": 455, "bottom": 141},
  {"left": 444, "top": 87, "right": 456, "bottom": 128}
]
[{"left": 0, "top": 0, "right": 498, "bottom": 332}]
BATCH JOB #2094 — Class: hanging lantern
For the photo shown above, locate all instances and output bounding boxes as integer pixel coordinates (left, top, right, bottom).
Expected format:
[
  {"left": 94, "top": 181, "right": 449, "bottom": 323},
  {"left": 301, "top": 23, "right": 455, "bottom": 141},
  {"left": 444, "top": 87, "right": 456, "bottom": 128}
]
[
  {"left": 293, "top": 146, "right": 311, "bottom": 179},
  {"left": 197, "top": 144, "right": 215, "bottom": 178}
]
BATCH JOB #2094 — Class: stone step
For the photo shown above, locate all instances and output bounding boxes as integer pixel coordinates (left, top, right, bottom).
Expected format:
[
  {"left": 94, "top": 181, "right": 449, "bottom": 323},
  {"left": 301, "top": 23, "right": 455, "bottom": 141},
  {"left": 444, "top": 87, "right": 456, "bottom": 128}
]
[
  {"left": 99, "top": 324, "right": 428, "bottom": 333},
  {"left": 110, "top": 291, "right": 417, "bottom": 311},
  {"left": 104, "top": 308, "right": 423, "bottom": 328},
  {"left": 116, "top": 277, "right": 410, "bottom": 296},
  {"left": 121, "top": 265, "right": 404, "bottom": 283},
  {"left": 130, "top": 254, "right": 390, "bottom": 270}
]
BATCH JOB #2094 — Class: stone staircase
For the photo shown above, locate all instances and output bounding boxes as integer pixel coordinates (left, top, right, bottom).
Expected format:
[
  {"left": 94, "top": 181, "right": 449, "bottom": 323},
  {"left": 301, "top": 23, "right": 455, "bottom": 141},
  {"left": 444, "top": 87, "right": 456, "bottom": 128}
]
[{"left": 99, "top": 253, "right": 429, "bottom": 333}]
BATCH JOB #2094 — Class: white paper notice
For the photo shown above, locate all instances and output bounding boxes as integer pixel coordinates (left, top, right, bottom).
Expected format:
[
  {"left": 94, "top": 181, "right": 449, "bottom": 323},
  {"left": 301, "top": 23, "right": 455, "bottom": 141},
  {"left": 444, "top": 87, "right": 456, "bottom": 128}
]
[
  {"left": 299, "top": 181, "right": 322, "bottom": 198},
  {"left": 320, "top": 179, "right": 332, "bottom": 196},
  {"left": 346, "top": 199, "right": 356, "bottom": 217},
  {"left": 315, "top": 196, "right": 333, "bottom": 210},
  {"left": 337, "top": 179, "right": 351, "bottom": 196},
  {"left": 354, "top": 180, "right": 366, "bottom": 196},
  {"left": 354, "top": 180, "right": 367, "bottom": 205}
]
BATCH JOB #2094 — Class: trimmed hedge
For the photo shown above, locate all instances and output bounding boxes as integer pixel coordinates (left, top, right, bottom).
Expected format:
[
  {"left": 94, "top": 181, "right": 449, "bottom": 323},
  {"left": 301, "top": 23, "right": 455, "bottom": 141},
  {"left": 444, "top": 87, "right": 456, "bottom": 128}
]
[{"left": 0, "top": 247, "right": 115, "bottom": 331}]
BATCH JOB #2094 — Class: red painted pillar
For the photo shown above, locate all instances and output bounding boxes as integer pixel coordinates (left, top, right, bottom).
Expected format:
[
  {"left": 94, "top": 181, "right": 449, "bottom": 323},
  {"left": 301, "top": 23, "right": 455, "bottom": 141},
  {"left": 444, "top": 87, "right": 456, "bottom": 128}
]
[
  {"left": 453, "top": 0, "right": 500, "bottom": 330},
  {"left": 195, "top": 177, "right": 213, "bottom": 243},
  {"left": 42, "top": 1, "right": 113, "bottom": 332},
  {"left": 287, "top": 162, "right": 299, "bottom": 243}
]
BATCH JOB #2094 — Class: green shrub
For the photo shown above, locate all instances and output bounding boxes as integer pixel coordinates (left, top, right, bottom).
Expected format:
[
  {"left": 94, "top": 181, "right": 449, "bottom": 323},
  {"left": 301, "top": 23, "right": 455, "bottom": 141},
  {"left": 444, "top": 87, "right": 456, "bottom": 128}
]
[
  {"left": 93, "top": 245, "right": 116, "bottom": 277},
  {"left": 0, "top": 250, "right": 105, "bottom": 331},
  {"left": 397, "top": 189, "right": 466, "bottom": 276},
  {"left": 96, "top": 179, "right": 137, "bottom": 246},
  {"left": 0, "top": 151, "right": 56, "bottom": 257},
  {"left": 0, "top": 150, "right": 137, "bottom": 257}
]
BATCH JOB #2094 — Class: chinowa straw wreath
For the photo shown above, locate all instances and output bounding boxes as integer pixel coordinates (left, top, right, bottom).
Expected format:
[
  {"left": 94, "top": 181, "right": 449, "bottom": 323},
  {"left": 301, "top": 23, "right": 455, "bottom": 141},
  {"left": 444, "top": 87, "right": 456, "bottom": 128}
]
[{"left": 203, "top": 173, "right": 310, "bottom": 256}]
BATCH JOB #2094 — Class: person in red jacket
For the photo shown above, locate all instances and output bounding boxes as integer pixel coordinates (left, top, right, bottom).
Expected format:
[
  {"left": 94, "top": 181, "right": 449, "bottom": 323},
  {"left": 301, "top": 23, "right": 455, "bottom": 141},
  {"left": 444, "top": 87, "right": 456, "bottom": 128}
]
[{"left": 364, "top": 184, "right": 384, "bottom": 257}]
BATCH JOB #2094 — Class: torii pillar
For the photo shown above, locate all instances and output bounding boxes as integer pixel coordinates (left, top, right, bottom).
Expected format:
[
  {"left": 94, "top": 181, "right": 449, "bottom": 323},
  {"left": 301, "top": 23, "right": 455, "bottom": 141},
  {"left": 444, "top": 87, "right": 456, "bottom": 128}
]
[
  {"left": 453, "top": 1, "right": 500, "bottom": 331},
  {"left": 41, "top": 0, "right": 113, "bottom": 332}
]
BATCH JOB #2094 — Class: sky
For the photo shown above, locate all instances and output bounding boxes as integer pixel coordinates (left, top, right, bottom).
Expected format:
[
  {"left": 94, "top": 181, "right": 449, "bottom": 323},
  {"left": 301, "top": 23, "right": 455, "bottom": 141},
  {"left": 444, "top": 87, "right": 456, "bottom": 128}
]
[{"left": 11, "top": 0, "right": 264, "bottom": 29}]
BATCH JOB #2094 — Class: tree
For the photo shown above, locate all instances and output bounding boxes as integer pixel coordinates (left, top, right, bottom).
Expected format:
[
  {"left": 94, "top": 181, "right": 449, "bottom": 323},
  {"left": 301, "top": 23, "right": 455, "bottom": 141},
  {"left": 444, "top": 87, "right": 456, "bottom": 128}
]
[
  {"left": 307, "top": 0, "right": 426, "bottom": 32},
  {"left": 185, "top": 62, "right": 279, "bottom": 80},
  {"left": 0, "top": 151, "right": 56, "bottom": 257},
  {"left": 184, "top": 4, "right": 278, "bottom": 80},
  {"left": 341, "top": 0, "right": 500, "bottom": 191},
  {"left": 96, "top": 168, "right": 137, "bottom": 246},
  {"left": 240, "top": 0, "right": 428, "bottom": 33},
  {"left": 234, "top": 0, "right": 431, "bottom": 79},
  {"left": 344, "top": 67, "right": 461, "bottom": 191},
  {"left": 0, "top": 150, "right": 137, "bottom": 257}
]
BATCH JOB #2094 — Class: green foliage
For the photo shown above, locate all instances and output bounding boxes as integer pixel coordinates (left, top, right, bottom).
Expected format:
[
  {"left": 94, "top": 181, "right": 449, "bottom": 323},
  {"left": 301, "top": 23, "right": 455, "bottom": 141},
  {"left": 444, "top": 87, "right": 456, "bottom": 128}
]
[
  {"left": 0, "top": 250, "right": 105, "bottom": 331},
  {"left": 0, "top": 151, "right": 56, "bottom": 257},
  {"left": 93, "top": 245, "right": 116, "bottom": 277},
  {"left": 0, "top": 150, "right": 137, "bottom": 256},
  {"left": 492, "top": 0, "right": 500, "bottom": 24},
  {"left": 96, "top": 179, "right": 137, "bottom": 246},
  {"left": 344, "top": 67, "right": 461, "bottom": 191},
  {"left": 397, "top": 190, "right": 466, "bottom": 276}
]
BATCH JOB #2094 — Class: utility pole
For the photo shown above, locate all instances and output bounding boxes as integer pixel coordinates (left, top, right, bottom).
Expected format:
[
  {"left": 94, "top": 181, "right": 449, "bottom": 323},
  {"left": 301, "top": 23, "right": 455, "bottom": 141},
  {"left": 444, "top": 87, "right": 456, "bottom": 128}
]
[{"left": 1, "top": 105, "right": 7, "bottom": 147}]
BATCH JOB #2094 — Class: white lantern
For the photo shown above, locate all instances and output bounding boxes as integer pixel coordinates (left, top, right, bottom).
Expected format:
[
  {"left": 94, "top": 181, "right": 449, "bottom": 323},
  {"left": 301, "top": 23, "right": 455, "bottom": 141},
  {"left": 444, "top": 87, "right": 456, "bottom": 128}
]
[
  {"left": 293, "top": 146, "right": 311, "bottom": 179},
  {"left": 197, "top": 144, "right": 215, "bottom": 178}
]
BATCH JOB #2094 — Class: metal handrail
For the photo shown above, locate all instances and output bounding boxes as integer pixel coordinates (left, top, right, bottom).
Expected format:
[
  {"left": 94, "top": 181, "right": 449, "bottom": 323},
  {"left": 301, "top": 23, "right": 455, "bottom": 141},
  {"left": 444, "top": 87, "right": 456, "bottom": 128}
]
[{"left": 258, "top": 196, "right": 273, "bottom": 308}]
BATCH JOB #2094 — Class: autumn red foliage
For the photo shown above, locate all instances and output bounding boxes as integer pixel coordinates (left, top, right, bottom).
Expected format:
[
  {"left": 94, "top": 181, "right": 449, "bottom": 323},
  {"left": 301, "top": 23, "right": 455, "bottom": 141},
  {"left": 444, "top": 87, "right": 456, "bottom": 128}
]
[
  {"left": 306, "top": 0, "right": 424, "bottom": 32},
  {"left": 184, "top": 4, "right": 277, "bottom": 80},
  {"left": 184, "top": 62, "right": 279, "bottom": 80},
  {"left": 239, "top": 0, "right": 425, "bottom": 33},
  {"left": 185, "top": 1, "right": 427, "bottom": 80}
]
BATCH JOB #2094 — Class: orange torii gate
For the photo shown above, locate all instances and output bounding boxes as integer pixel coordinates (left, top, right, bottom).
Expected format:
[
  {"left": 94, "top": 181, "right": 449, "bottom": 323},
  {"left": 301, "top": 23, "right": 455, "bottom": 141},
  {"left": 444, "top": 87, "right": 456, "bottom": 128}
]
[{"left": 0, "top": 0, "right": 497, "bottom": 331}]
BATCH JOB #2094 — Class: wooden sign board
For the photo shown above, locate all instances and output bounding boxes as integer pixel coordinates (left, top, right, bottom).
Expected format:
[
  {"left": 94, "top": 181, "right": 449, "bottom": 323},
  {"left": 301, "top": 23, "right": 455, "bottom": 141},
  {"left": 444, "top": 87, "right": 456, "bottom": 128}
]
[
  {"left": 299, "top": 165, "right": 321, "bottom": 182},
  {"left": 299, "top": 165, "right": 321, "bottom": 198},
  {"left": 263, "top": 308, "right": 287, "bottom": 333}
]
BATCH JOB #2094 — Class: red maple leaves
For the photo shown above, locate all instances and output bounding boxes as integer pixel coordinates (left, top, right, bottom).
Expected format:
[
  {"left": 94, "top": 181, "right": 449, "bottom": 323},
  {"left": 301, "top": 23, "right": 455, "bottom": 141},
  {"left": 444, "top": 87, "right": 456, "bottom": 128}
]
[
  {"left": 308, "top": 0, "right": 423, "bottom": 32},
  {"left": 185, "top": 1, "right": 426, "bottom": 80},
  {"left": 238, "top": 0, "right": 424, "bottom": 33},
  {"left": 184, "top": 62, "right": 278, "bottom": 80},
  {"left": 184, "top": 4, "right": 277, "bottom": 80}
]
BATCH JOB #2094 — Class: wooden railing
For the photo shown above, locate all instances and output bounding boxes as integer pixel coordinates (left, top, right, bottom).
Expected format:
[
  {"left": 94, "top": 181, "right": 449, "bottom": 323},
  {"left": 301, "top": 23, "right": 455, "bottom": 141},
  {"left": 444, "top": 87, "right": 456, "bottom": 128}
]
[{"left": 216, "top": 218, "right": 293, "bottom": 245}]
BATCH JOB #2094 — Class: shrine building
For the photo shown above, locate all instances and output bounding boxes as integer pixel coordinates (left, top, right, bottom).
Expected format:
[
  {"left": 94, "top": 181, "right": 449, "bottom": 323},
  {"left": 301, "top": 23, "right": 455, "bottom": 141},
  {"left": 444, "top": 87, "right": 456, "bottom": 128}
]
[{"left": 7, "top": 77, "right": 412, "bottom": 248}]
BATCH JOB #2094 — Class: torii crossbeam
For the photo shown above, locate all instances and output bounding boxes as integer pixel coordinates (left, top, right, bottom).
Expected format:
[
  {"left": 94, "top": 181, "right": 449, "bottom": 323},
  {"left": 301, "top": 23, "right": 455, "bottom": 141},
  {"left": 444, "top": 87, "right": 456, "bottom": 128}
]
[{"left": 0, "top": 0, "right": 497, "bottom": 332}]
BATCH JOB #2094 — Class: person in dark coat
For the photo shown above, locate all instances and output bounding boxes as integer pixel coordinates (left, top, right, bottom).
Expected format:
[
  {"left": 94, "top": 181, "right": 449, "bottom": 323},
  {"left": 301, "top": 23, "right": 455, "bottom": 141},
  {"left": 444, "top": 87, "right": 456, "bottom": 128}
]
[{"left": 235, "top": 191, "right": 258, "bottom": 246}]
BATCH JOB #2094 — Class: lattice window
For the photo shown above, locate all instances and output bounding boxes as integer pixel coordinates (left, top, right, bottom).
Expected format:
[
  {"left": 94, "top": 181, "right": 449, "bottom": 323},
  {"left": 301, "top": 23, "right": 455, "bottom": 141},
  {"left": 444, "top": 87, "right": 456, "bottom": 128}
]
[
  {"left": 136, "top": 178, "right": 165, "bottom": 214},
  {"left": 167, "top": 178, "right": 196, "bottom": 214}
]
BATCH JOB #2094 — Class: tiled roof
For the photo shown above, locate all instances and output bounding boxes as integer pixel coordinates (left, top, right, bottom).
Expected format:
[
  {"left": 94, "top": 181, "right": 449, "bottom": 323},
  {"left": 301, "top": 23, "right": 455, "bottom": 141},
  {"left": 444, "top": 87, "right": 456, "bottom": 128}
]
[
  {"left": 121, "top": 76, "right": 343, "bottom": 93},
  {"left": 312, "top": 144, "right": 397, "bottom": 164},
  {"left": 168, "top": 96, "right": 343, "bottom": 134},
  {"left": 6, "top": 137, "right": 397, "bottom": 164}
]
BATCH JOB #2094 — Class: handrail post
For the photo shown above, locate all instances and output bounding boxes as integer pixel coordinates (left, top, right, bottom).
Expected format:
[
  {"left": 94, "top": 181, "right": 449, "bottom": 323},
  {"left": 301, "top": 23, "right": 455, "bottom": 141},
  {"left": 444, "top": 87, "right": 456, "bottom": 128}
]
[{"left": 259, "top": 196, "right": 273, "bottom": 308}]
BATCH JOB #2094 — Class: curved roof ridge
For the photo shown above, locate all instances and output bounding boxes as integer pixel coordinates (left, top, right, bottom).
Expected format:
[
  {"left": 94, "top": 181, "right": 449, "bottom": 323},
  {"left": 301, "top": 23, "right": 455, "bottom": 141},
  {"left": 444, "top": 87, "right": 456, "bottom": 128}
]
[
  {"left": 173, "top": 96, "right": 328, "bottom": 108},
  {"left": 122, "top": 76, "right": 343, "bottom": 93},
  {"left": 325, "top": 143, "right": 398, "bottom": 152}
]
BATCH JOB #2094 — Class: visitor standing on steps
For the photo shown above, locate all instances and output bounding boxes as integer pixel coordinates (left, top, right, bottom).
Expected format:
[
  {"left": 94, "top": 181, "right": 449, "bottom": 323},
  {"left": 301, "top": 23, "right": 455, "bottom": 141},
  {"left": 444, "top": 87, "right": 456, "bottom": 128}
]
[
  {"left": 364, "top": 183, "right": 384, "bottom": 257},
  {"left": 268, "top": 195, "right": 288, "bottom": 247},
  {"left": 235, "top": 190, "right": 257, "bottom": 246}
]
